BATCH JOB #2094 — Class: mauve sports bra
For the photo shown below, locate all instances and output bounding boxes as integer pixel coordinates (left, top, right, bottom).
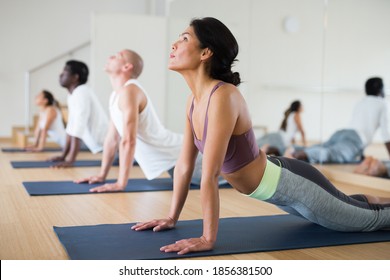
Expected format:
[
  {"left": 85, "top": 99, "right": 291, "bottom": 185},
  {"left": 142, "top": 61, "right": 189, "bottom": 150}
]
[{"left": 189, "top": 82, "right": 259, "bottom": 174}]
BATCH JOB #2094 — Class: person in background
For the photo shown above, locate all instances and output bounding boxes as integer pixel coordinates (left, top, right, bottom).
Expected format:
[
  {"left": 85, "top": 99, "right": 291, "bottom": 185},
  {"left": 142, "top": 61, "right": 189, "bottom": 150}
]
[
  {"left": 257, "top": 100, "right": 306, "bottom": 156},
  {"left": 49, "top": 60, "right": 108, "bottom": 167},
  {"left": 26, "top": 90, "right": 66, "bottom": 151},
  {"left": 76, "top": 49, "right": 227, "bottom": 192},
  {"left": 292, "top": 77, "right": 390, "bottom": 163},
  {"left": 75, "top": 49, "right": 188, "bottom": 191}
]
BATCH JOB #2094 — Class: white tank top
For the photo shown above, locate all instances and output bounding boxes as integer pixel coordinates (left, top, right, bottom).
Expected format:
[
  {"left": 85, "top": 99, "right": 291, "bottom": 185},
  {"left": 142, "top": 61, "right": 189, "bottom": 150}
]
[
  {"left": 281, "top": 112, "right": 299, "bottom": 146},
  {"left": 39, "top": 107, "right": 66, "bottom": 147},
  {"left": 109, "top": 79, "right": 183, "bottom": 180},
  {"left": 347, "top": 96, "right": 390, "bottom": 146}
]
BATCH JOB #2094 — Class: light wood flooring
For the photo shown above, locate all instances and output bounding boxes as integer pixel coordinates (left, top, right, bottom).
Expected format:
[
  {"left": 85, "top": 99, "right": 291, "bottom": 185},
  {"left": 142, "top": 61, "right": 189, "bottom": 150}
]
[{"left": 0, "top": 139, "right": 389, "bottom": 260}]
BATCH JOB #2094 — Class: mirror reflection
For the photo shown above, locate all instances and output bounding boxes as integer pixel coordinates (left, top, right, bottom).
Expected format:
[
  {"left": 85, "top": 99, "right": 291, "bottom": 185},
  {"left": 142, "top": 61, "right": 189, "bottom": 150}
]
[
  {"left": 319, "top": 0, "right": 390, "bottom": 179},
  {"left": 165, "top": 0, "right": 390, "bottom": 180}
]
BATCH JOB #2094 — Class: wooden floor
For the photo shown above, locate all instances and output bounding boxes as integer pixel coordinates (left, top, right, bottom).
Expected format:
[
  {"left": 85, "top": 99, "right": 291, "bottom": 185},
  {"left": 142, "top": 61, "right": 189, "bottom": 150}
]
[{"left": 0, "top": 139, "right": 389, "bottom": 260}]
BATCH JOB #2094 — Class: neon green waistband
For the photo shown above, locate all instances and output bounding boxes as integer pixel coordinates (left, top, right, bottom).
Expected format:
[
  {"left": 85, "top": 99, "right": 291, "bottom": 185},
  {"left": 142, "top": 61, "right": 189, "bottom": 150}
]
[{"left": 245, "top": 158, "right": 281, "bottom": 200}]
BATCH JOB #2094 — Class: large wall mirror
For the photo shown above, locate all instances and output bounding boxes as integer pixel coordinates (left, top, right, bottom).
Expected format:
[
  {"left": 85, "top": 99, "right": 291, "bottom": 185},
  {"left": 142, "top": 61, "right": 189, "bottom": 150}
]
[
  {"left": 322, "top": 0, "right": 390, "bottom": 157},
  {"left": 165, "top": 0, "right": 389, "bottom": 180},
  {"left": 321, "top": 0, "right": 390, "bottom": 179}
]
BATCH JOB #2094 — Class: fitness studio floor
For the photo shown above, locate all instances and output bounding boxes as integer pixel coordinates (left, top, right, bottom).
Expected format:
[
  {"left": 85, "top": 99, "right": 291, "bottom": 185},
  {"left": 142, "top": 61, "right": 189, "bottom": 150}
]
[{"left": 0, "top": 139, "right": 389, "bottom": 260}]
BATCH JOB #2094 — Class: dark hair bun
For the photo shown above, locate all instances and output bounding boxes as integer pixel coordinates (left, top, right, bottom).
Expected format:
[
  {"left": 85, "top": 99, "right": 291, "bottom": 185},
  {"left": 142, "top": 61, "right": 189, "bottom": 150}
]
[{"left": 232, "top": 72, "right": 241, "bottom": 86}]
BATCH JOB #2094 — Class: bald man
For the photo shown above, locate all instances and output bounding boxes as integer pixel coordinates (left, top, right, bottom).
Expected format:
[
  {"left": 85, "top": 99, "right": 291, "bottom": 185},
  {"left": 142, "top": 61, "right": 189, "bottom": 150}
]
[{"left": 75, "top": 49, "right": 204, "bottom": 192}]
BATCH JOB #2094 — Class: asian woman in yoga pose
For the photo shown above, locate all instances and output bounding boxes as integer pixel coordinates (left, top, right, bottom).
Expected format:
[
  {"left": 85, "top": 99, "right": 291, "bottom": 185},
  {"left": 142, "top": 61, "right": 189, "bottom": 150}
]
[{"left": 132, "top": 17, "right": 390, "bottom": 255}]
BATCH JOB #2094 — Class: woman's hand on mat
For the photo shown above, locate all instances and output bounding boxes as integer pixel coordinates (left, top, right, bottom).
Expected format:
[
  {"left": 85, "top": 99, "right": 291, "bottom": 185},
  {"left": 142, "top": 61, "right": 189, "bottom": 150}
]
[
  {"left": 74, "top": 175, "right": 105, "bottom": 184},
  {"left": 160, "top": 236, "right": 214, "bottom": 255},
  {"left": 131, "top": 218, "right": 176, "bottom": 232},
  {"left": 89, "top": 182, "right": 125, "bottom": 192}
]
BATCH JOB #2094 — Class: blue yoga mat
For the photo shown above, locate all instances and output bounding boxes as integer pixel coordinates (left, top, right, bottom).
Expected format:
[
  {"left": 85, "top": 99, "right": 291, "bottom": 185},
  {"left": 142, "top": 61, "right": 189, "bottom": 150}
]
[
  {"left": 11, "top": 159, "right": 121, "bottom": 168},
  {"left": 23, "top": 178, "right": 231, "bottom": 196},
  {"left": 53, "top": 214, "right": 390, "bottom": 260},
  {"left": 1, "top": 147, "right": 90, "bottom": 153}
]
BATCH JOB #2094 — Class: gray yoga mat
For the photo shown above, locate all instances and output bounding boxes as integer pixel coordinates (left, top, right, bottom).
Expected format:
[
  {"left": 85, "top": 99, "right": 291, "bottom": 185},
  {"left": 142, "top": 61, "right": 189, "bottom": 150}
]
[
  {"left": 53, "top": 214, "right": 390, "bottom": 260},
  {"left": 23, "top": 178, "right": 232, "bottom": 195},
  {"left": 11, "top": 159, "right": 122, "bottom": 168}
]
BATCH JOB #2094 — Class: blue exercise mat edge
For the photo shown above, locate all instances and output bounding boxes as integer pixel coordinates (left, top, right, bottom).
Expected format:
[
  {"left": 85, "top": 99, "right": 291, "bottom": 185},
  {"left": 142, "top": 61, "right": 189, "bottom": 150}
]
[
  {"left": 2, "top": 147, "right": 90, "bottom": 153},
  {"left": 10, "top": 159, "right": 123, "bottom": 168},
  {"left": 53, "top": 214, "right": 390, "bottom": 260},
  {"left": 22, "top": 178, "right": 232, "bottom": 196}
]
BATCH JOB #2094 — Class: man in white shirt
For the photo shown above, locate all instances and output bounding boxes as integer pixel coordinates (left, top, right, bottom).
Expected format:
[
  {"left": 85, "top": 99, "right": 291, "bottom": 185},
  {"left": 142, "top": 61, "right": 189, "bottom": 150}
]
[
  {"left": 50, "top": 60, "right": 108, "bottom": 167},
  {"left": 75, "top": 49, "right": 206, "bottom": 192},
  {"left": 293, "top": 77, "right": 390, "bottom": 163}
]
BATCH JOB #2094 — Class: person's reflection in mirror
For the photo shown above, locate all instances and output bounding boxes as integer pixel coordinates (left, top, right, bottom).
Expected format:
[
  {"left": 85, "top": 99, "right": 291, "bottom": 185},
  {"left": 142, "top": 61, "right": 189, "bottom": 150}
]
[{"left": 292, "top": 77, "right": 390, "bottom": 164}]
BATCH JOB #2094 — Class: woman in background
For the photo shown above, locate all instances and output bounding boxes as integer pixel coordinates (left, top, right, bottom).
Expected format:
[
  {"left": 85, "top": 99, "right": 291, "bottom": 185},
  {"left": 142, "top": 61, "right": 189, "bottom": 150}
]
[
  {"left": 26, "top": 90, "right": 66, "bottom": 151},
  {"left": 280, "top": 100, "right": 306, "bottom": 147},
  {"left": 257, "top": 100, "right": 306, "bottom": 156}
]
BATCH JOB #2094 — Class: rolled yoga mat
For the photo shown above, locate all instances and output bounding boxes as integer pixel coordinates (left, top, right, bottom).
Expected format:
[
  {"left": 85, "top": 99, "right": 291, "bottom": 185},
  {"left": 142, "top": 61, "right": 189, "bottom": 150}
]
[
  {"left": 23, "top": 178, "right": 232, "bottom": 196},
  {"left": 11, "top": 159, "right": 122, "bottom": 168},
  {"left": 53, "top": 214, "right": 390, "bottom": 260}
]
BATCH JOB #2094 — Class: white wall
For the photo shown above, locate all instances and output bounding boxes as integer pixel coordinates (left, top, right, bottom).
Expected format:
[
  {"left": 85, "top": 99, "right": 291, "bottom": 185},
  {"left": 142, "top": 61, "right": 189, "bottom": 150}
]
[
  {"left": 0, "top": 0, "right": 151, "bottom": 136},
  {"left": 90, "top": 14, "right": 167, "bottom": 120},
  {"left": 1, "top": 0, "right": 389, "bottom": 144},
  {"left": 322, "top": 0, "right": 390, "bottom": 141},
  {"left": 164, "top": 17, "right": 191, "bottom": 133}
]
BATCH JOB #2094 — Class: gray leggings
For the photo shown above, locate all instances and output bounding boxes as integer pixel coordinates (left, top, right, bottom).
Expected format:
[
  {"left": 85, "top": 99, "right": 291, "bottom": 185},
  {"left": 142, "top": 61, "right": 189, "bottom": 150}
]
[{"left": 265, "top": 156, "right": 390, "bottom": 232}]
